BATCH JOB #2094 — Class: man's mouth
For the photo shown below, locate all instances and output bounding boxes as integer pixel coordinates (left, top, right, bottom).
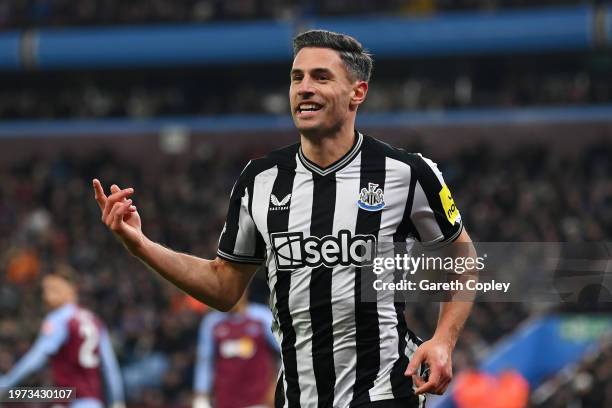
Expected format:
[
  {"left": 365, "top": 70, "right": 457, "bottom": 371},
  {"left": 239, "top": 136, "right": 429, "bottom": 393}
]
[{"left": 296, "top": 103, "right": 323, "bottom": 113}]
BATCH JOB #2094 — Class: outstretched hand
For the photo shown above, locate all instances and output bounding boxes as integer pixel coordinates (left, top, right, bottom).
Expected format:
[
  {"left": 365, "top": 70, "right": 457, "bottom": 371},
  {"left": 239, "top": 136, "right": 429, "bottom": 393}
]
[
  {"left": 92, "top": 179, "right": 144, "bottom": 253},
  {"left": 405, "top": 337, "right": 453, "bottom": 395}
]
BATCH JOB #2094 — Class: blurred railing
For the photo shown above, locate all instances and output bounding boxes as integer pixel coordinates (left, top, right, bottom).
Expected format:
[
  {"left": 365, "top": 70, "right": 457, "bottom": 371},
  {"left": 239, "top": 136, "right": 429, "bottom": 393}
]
[
  {"left": 0, "top": 105, "right": 611, "bottom": 138},
  {"left": 0, "top": 31, "right": 20, "bottom": 70},
  {"left": 0, "top": 5, "right": 609, "bottom": 71}
]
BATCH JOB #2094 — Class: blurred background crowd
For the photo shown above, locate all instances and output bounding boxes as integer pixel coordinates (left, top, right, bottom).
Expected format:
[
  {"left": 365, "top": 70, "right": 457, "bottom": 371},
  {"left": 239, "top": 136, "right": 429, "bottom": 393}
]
[
  {"left": 1, "top": 0, "right": 611, "bottom": 407},
  {"left": 531, "top": 333, "right": 612, "bottom": 407},
  {"left": 2, "top": 54, "right": 611, "bottom": 119},
  {"left": 0, "top": 0, "right": 606, "bottom": 28}
]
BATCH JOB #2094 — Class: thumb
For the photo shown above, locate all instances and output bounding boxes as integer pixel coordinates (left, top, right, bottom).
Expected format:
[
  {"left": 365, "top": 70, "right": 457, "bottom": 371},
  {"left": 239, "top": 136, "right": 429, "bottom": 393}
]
[{"left": 405, "top": 347, "right": 424, "bottom": 376}]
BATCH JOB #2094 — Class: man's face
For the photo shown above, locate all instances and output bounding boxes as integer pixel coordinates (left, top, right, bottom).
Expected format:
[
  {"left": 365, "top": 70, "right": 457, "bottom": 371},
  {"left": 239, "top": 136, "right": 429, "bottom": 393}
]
[
  {"left": 42, "top": 276, "right": 73, "bottom": 309},
  {"left": 290, "top": 47, "right": 360, "bottom": 136}
]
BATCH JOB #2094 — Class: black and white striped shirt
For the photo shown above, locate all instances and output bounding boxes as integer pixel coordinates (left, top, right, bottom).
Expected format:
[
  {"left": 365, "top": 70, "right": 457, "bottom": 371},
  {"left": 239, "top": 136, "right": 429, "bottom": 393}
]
[{"left": 218, "top": 132, "right": 463, "bottom": 408}]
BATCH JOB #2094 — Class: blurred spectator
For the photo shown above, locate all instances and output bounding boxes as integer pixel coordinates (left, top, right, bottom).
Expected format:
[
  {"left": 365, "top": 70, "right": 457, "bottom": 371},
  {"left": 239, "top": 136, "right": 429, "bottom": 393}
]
[
  {"left": 6, "top": 247, "right": 40, "bottom": 285},
  {"left": 453, "top": 370, "right": 529, "bottom": 408}
]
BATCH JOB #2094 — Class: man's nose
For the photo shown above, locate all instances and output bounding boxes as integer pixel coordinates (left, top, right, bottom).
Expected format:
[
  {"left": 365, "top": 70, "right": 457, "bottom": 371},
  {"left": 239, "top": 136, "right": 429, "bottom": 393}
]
[{"left": 297, "top": 77, "right": 315, "bottom": 96}]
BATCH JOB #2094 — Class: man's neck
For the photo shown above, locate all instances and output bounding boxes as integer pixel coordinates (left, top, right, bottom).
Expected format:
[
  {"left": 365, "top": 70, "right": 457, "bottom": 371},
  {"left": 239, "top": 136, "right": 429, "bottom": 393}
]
[{"left": 300, "top": 125, "right": 356, "bottom": 169}]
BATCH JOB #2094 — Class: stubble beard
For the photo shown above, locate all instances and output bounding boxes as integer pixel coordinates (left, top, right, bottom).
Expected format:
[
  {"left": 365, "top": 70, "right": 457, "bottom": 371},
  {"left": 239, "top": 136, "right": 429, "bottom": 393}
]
[{"left": 295, "top": 116, "right": 344, "bottom": 141}]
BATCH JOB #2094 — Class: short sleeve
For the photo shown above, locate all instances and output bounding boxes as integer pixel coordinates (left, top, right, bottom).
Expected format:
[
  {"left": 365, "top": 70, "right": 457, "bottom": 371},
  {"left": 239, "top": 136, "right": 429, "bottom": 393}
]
[
  {"left": 217, "top": 162, "right": 266, "bottom": 264},
  {"left": 410, "top": 154, "right": 463, "bottom": 247}
]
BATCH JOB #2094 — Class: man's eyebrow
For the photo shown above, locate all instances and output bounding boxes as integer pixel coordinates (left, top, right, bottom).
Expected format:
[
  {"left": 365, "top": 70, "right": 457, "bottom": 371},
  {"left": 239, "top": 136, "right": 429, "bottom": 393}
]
[
  {"left": 311, "top": 67, "right": 333, "bottom": 76},
  {"left": 290, "top": 67, "right": 334, "bottom": 76}
]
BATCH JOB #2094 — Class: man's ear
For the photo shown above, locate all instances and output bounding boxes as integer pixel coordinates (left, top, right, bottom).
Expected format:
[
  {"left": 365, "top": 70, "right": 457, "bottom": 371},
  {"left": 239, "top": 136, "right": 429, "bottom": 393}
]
[{"left": 350, "top": 81, "right": 368, "bottom": 110}]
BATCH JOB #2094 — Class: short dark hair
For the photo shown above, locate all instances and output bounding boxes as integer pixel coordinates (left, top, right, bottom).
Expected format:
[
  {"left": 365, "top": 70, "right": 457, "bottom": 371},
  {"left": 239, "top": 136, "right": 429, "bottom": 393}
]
[{"left": 293, "top": 30, "right": 373, "bottom": 82}]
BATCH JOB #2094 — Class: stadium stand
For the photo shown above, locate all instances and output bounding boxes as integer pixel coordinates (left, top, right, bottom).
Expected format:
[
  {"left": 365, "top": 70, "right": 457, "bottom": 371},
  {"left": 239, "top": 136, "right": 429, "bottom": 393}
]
[
  {"left": 1, "top": 54, "right": 611, "bottom": 119},
  {"left": 0, "top": 0, "right": 601, "bottom": 28}
]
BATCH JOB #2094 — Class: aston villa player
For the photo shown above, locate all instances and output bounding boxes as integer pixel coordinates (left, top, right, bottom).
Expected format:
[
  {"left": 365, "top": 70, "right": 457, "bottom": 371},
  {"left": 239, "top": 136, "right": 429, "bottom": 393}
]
[
  {"left": 194, "top": 292, "right": 278, "bottom": 408},
  {"left": 0, "top": 265, "right": 125, "bottom": 408}
]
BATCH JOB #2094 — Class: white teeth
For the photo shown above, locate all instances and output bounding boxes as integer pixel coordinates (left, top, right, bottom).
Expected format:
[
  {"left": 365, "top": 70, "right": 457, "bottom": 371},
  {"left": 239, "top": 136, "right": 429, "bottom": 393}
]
[{"left": 298, "top": 103, "right": 321, "bottom": 112}]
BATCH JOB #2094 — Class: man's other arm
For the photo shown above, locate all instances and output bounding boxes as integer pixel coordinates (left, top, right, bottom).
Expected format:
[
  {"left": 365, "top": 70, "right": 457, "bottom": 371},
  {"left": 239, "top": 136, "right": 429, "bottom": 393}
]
[{"left": 406, "top": 229, "right": 477, "bottom": 395}]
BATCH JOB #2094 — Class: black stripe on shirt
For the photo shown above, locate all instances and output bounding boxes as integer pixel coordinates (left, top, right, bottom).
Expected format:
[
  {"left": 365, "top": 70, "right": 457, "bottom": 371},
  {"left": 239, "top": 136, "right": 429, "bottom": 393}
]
[
  {"left": 309, "top": 174, "right": 337, "bottom": 407},
  {"left": 218, "top": 160, "right": 271, "bottom": 263},
  {"left": 268, "top": 166, "right": 300, "bottom": 408},
  {"left": 275, "top": 373, "right": 286, "bottom": 408},
  {"left": 410, "top": 154, "right": 461, "bottom": 242},
  {"left": 395, "top": 170, "right": 420, "bottom": 242},
  {"left": 218, "top": 183, "right": 244, "bottom": 257},
  {"left": 351, "top": 141, "right": 385, "bottom": 406},
  {"left": 246, "top": 172, "right": 268, "bottom": 261},
  {"left": 389, "top": 172, "right": 418, "bottom": 399}
]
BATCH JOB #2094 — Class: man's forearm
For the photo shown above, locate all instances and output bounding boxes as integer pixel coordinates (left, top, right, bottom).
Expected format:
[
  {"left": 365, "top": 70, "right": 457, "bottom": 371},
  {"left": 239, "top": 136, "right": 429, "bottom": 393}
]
[
  {"left": 132, "top": 237, "right": 254, "bottom": 311},
  {"left": 433, "top": 299, "right": 473, "bottom": 349},
  {"left": 433, "top": 230, "right": 477, "bottom": 348}
]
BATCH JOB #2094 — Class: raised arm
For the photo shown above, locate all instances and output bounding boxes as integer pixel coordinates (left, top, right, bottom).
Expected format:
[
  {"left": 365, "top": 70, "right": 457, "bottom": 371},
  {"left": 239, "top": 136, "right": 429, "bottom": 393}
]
[{"left": 92, "top": 179, "right": 257, "bottom": 311}]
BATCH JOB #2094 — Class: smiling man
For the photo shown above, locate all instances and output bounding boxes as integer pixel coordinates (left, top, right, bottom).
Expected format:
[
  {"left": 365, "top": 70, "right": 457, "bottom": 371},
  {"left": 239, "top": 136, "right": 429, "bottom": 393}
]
[{"left": 93, "top": 30, "right": 475, "bottom": 407}]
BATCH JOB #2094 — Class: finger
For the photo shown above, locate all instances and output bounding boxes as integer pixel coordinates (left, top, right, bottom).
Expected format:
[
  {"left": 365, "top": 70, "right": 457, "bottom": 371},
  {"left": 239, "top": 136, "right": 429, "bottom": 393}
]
[
  {"left": 111, "top": 201, "right": 133, "bottom": 231},
  {"left": 109, "top": 184, "right": 125, "bottom": 204},
  {"left": 412, "top": 374, "right": 426, "bottom": 389},
  {"left": 435, "top": 370, "right": 452, "bottom": 394},
  {"left": 103, "top": 189, "right": 132, "bottom": 222},
  {"left": 405, "top": 349, "right": 423, "bottom": 376},
  {"left": 109, "top": 200, "right": 132, "bottom": 231},
  {"left": 103, "top": 188, "right": 134, "bottom": 221},
  {"left": 108, "top": 186, "right": 133, "bottom": 204},
  {"left": 415, "top": 380, "right": 436, "bottom": 395},
  {"left": 106, "top": 199, "right": 132, "bottom": 227},
  {"left": 92, "top": 179, "right": 107, "bottom": 211},
  {"left": 106, "top": 201, "right": 124, "bottom": 227},
  {"left": 415, "top": 370, "right": 441, "bottom": 395},
  {"left": 124, "top": 205, "right": 137, "bottom": 220},
  {"left": 435, "top": 378, "right": 451, "bottom": 395}
]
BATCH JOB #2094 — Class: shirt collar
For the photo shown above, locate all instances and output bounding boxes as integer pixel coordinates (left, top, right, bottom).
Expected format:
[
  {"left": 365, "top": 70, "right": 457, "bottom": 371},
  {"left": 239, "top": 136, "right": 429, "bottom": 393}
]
[{"left": 298, "top": 131, "right": 363, "bottom": 176}]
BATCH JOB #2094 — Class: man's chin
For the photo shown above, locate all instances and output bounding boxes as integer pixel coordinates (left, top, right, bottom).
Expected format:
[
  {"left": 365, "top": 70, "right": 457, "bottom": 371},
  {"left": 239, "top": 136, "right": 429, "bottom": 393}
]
[{"left": 294, "top": 119, "right": 322, "bottom": 135}]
